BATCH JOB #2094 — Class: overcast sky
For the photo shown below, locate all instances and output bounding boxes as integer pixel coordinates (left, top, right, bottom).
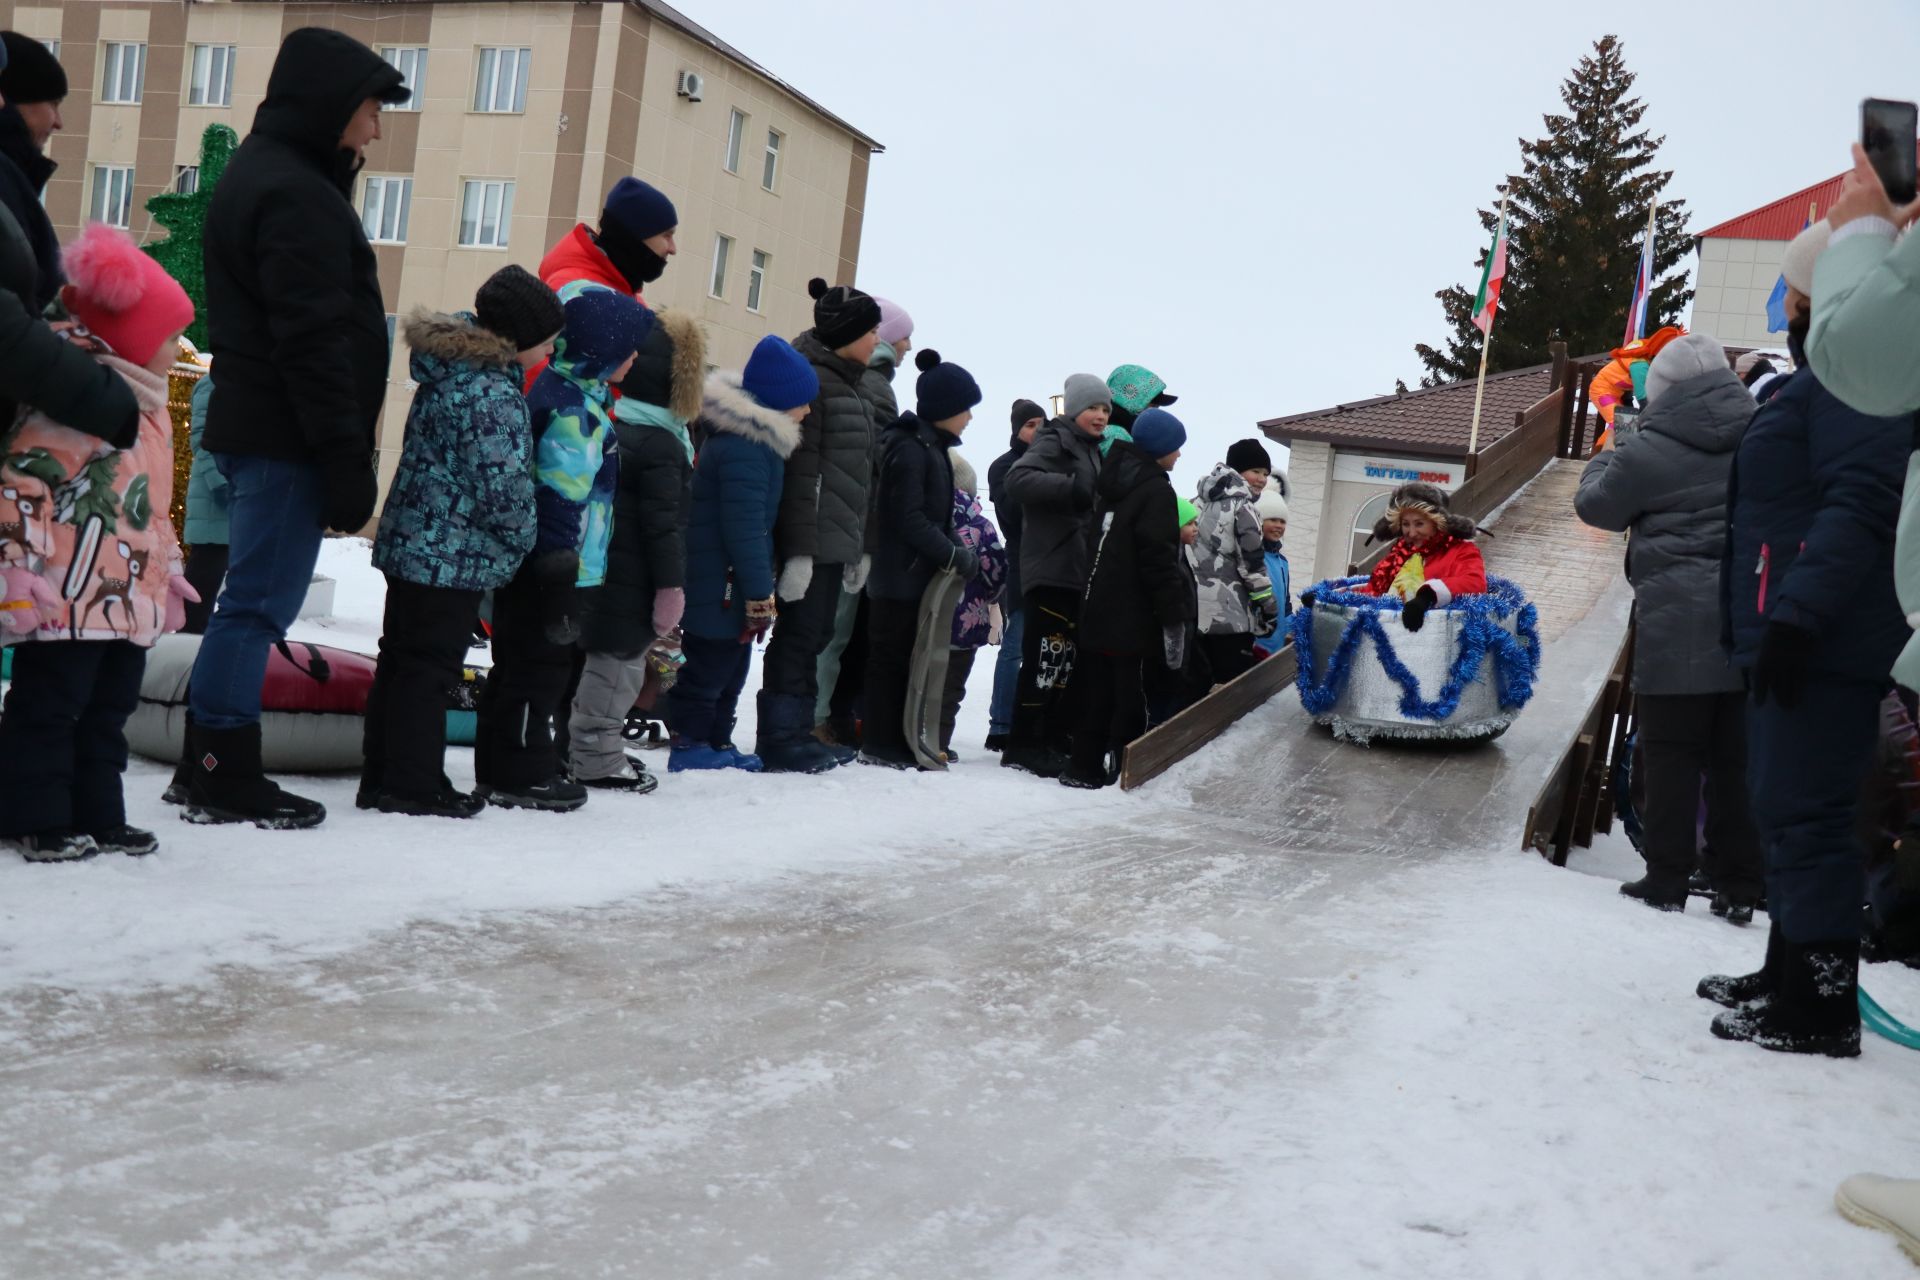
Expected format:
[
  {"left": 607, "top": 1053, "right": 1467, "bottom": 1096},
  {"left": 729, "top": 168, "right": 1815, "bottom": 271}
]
[{"left": 698, "top": 0, "right": 1920, "bottom": 485}]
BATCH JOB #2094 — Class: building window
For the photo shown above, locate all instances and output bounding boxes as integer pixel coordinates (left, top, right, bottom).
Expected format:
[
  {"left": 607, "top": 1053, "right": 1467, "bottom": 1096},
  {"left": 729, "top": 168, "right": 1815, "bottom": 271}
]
[
  {"left": 458, "top": 179, "right": 515, "bottom": 248},
  {"left": 746, "top": 249, "right": 769, "bottom": 313},
  {"left": 172, "top": 165, "right": 199, "bottom": 195},
  {"left": 101, "top": 42, "right": 147, "bottom": 105},
  {"left": 188, "top": 44, "right": 235, "bottom": 107},
  {"left": 472, "top": 47, "right": 530, "bottom": 114},
  {"left": 724, "top": 108, "right": 746, "bottom": 174},
  {"left": 91, "top": 165, "right": 134, "bottom": 228},
  {"left": 710, "top": 233, "right": 732, "bottom": 299},
  {"left": 362, "top": 176, "right": 413, "bottom": 245},
  {"left": 1349, "top": 491, "right": 1393, "bottom": 571},
  {"left": 380, "top": 47, "right": 428, "bottom": 112},
  {"left": 762, "top": 129, "right": 782, "bottom": 191}
]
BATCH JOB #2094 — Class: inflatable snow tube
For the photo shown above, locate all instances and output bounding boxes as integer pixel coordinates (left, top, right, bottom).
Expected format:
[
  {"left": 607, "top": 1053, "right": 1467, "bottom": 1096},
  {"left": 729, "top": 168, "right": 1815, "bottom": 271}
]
[
  {"left": 1289, "top": 575, "right": 1541, "bottom": 745},
  {"left": 126, "top": 634, "right": 377, "bottom": 773}
]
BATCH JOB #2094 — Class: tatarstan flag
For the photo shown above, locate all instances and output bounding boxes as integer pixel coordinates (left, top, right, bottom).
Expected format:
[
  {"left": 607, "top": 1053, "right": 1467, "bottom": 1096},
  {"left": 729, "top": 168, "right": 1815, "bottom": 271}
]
[{"left": 1470, "top": 206, "right": 1508, "bottom": 336}]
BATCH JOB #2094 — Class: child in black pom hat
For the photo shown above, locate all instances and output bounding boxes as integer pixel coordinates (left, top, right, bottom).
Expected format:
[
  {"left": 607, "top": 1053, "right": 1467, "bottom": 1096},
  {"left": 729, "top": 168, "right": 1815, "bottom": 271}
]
[
  {"left": 807, "top": 276, "right": 883, "bottom": 350},
  {"left": 859, "top": 349, "right": 984, "bottom": 768}
]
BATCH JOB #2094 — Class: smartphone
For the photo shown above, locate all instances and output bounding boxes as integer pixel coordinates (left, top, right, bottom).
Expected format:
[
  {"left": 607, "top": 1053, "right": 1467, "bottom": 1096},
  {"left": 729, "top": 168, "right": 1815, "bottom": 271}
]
[{"left": 1862, "top": 97, "right": 1918, "bottom": 205}]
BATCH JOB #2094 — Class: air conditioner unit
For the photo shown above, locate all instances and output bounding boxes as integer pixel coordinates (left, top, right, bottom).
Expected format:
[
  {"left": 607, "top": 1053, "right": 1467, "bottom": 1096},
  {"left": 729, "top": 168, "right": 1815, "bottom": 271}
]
[{"left": 676, "top": 70, "right": 704, "bottom": 102}]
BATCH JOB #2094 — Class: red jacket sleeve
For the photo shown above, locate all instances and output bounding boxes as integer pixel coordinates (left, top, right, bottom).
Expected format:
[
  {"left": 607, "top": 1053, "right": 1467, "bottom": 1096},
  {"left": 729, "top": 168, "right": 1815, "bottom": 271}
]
[{"left": 1426, "top": 542, "right": 1486, "bottom": 605}]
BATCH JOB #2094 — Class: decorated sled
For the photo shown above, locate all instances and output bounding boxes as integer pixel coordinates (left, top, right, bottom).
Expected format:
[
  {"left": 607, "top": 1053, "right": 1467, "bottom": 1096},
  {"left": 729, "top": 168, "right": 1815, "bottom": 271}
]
[{"left": 1290, "top": 574, "right": 1541, "bottom": 744}]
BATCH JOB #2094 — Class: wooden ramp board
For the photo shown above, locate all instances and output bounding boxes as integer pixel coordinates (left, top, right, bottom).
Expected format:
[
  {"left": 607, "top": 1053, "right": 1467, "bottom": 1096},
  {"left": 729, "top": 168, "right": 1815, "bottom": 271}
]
[{"left": 1120, "top": 644, "right": 1298, "bottom": 791}]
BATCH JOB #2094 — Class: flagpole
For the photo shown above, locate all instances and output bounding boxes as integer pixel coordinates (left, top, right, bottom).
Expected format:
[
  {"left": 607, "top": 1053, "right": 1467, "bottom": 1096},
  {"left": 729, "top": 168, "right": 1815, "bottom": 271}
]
[{"left": 1466, "top": 187, "right": 1510, "bottom": 465}]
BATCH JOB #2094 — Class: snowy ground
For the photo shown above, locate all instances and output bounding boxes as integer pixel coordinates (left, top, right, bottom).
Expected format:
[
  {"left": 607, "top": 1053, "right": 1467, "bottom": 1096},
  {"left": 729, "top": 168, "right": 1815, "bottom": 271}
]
[{"left": 3, "top": 544, "right": 1919, "bottom": 1278}]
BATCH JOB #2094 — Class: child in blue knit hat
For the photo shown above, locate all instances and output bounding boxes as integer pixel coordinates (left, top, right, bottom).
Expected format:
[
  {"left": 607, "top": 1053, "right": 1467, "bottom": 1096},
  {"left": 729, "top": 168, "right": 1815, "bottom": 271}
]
[
  {"left": 474, "top": 287, "right": 651, "bottom": 812},
  {"left": 668, "top": 336, "right": 819, "bottom": 772}
]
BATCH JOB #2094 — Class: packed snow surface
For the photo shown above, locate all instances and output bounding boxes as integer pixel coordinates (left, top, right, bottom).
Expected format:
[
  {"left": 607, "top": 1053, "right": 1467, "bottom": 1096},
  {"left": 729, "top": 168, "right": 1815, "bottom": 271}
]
[{"left": 3, "top": 541, "right": 1917, "bottom": 1278}]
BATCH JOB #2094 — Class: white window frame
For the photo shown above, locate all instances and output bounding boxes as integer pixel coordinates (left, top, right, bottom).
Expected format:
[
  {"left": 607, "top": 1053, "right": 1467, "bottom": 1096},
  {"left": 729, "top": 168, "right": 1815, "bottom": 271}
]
[
  {"left": 187, "top": 44, "right": 235, "bottom": 107},
  {"left": 724, "top": 108, "right": 746, "bottom": 174},
  {"left": 101, "top": 42, "right": 147, "bottom": 105},
  {"left": 362, "top": 175, "right": 414, "bottom": 245},
  {"left": 1349, "top": 492, "right": 1394, "bottom": 572},
  {"left": 762, "top": 129, "right": 783, "bottom": 191},
  {"left": 710, "top": 233, "right": 733, "bottom": 299},
  {"left": 746, "top": 249, "right": 769, "bottom": 313},
  {"left": 458, "top": 179, "right": 516, "bottom": 249},
  {"left": 380, "top": 47, "right": 428, "bottom": 112},
  {"left": 91, "top": 165, "right": 135, "bottom": 229},
  {"left": 172, "top": 165, "right": 199, "bottom": 195},
  {"left": 42, "top": 39, "right": 60, "bottom": 60},
  {"left": 472, "top": 47, "right": 531, "bottom": 114}
]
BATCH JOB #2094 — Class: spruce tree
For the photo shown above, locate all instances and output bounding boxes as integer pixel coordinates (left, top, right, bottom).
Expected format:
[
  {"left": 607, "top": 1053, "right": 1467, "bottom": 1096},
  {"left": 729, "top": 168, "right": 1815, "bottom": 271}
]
[
  {"left": 143, "top": 123, "right": 239, "bottom": 353},
  {"left": 1415, "top": 35, "right": 1692, "bottom": 387}
]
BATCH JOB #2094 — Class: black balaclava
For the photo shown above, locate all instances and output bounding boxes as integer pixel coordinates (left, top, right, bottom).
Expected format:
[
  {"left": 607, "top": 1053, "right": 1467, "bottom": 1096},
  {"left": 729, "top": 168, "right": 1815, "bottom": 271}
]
[{"left": 596, "top": 220, "right": 667, "bottom": 287}]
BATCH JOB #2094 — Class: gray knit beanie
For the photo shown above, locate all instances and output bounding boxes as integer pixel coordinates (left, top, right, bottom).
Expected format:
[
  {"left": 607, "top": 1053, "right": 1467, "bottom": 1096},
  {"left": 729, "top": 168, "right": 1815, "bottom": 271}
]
[
  {"left": 951, "top": 452, "right": 977, "bottom": 496},
  {"left": 1644, "top": 331, "right": 1727, "bottom": 405},
  {"left": 1063, "top": 372, "right": 1112, "bottom": 420}
]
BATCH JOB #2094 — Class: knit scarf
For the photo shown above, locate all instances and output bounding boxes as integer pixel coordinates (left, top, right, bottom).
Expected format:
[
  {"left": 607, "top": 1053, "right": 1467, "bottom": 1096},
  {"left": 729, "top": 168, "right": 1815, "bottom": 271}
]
[
  {"left": 1368, "top": 532, "right": 1459, "bottom": 598},
  {"left": 615, "top": 395, "right": 694, "bottom": 461}
]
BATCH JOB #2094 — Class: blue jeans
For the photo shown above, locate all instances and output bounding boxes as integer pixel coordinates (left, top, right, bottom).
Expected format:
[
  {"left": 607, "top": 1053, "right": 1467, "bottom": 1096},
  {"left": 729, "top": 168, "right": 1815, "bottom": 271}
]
[
  {"left": 189, "top": 455, "right": 325, "bottom": 729},
  {"left": 989, "top": 606, "right": 1024, "bottom": 736}
]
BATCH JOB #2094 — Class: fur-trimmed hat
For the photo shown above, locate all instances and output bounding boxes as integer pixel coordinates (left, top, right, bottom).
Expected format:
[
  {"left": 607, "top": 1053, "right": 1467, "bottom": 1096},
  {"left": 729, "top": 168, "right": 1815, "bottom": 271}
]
[
  {"left": 618, "top": 307, "right": 708, "bottom": 423},
  {"left": 1372, "top": 482, "right": 1475, "bottom": 545}
]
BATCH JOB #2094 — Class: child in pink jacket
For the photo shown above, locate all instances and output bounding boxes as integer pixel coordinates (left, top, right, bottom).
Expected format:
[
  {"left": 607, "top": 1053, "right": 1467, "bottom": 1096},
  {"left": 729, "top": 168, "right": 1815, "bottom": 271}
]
[{"left": 0, "top": 224, "right": 199, "bottom": 862}]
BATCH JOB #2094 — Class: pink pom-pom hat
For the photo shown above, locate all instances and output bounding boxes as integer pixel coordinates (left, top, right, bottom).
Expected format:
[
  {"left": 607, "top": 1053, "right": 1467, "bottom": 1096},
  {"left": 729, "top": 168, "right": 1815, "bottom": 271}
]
[{"left": 60, "top": 222, "right": 195, "bottom": 366}]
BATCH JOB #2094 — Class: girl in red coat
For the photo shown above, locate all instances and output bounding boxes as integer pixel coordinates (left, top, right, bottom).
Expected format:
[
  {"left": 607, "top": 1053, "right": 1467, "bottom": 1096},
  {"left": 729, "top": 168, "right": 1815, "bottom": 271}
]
[{"left": 1352, "top": 483, "right": 1486, "bottom": 632}]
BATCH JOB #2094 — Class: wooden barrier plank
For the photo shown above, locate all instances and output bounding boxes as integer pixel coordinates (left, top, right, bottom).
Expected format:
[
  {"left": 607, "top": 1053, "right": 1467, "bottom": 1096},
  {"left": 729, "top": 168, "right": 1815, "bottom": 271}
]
[{"left": 1119, "top": 644, "right": 1299, "bottom": 790}]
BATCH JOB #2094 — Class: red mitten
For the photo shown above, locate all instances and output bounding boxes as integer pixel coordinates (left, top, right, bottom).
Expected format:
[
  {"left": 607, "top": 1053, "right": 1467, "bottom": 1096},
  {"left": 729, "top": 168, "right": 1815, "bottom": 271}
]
[
  {"left": 0, "top": 566, "right": 56, "bottom": 634},
  {"left": 164, "top": 575, "right": 201, "bottom": 635}
]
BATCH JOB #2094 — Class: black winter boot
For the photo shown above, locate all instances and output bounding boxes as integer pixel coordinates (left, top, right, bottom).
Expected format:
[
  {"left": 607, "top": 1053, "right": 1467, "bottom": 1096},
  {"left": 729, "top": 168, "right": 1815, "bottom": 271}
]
[
  {"left": 88, "top": 825, "right": 160, "bottom": 856},
  {"left": 1698, "top": 921, "right": 1785, "bottom": 1008},
  {"left": 184, "top": 723, "right": 326, "bottom": 829},
  {"left": 162, "top": 715, "right": 197, "bottom": 805},
  {"left": 1710, "top": 937, "right": 1862, "bottom": 1058},
  {"left": 755, "top": 692, "right": 840, "bottom": 775},
  {"left": 1620, "top": 875, "right": 1689, "bottom": 912}
]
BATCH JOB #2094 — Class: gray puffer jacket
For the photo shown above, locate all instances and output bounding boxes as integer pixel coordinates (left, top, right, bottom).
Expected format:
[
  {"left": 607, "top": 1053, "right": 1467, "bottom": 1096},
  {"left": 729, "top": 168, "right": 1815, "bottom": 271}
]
[
  {"left": 1191, "top": 462, "right": 1275, "bottom": 636},
  {"left": 776, "top": 330, "right": 885, "bottom": 567},
  {"left": 1001, "top": 416, "right": 1103, "bottom": 595},
  {"left": 1574, "top": 364, "right": 1752, "bottom": 695}
]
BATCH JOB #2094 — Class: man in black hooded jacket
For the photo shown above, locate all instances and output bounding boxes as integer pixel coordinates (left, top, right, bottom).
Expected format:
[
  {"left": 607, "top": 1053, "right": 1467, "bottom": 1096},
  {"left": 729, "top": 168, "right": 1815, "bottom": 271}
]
[
  {"left": 0, "top": 37, "right": 135, "bottom": 446},
  {"left": 183, "top": 28, "right": 408, "bottom": 830},
  {"left": 0, "top": 31, "right": 66, "bottom": 310}
]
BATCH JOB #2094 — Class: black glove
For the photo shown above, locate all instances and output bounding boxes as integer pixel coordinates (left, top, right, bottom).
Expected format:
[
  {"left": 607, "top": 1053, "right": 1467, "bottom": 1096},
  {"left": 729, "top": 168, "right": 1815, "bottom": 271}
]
[
  {"left": 1400, "top": 584, "right": 1437, "bottom": 633},
  {"left": 1750, "top": 621, "right": 1816, "bottom": 709},
  {"left": 949, "top": 544, "right": 980, "bottom": 582},
  {"left": 318, "top": 452, "right": 378, "bottom": 533},
  {"left": 1299, "top": 589, "right": 1318, "bottom": 611},
  {"left": 532, "top": 549, "right": 582, "bottom": 646}
]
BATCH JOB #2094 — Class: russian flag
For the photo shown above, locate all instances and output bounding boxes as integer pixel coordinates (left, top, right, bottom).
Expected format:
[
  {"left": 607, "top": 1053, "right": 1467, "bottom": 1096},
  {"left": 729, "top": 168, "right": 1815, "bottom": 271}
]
[{"left": 1622, "top": 229, "right": 1655, "bottom": 349}]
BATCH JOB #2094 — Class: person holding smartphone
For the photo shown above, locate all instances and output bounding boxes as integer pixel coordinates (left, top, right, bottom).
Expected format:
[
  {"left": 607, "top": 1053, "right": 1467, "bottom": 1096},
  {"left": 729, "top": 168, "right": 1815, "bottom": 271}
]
[{"left": 1807, "top": 106, "right": 1920, "bottom": 418}]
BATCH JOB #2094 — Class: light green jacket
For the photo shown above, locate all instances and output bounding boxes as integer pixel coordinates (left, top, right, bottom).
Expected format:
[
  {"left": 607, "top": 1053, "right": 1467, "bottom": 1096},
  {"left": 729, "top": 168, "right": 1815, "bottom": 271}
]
[
  {"left": 1895, "top": 453, "right": 1920, "bottom": 693},
  {"left": 1810, "top": 224, "right": 1920, "bottom": 418}
]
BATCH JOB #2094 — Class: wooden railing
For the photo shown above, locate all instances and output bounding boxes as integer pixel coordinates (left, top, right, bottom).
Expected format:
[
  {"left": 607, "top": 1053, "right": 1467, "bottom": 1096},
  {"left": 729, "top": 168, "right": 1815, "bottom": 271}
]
[{"left": 1523, "top": 618, "right": 1636, "bottom": 863}]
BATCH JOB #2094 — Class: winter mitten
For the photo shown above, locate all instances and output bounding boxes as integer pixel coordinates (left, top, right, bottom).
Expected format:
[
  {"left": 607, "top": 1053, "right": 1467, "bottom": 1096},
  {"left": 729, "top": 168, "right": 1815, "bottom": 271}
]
[
  {"left": 163, "top": 575, "right": 202, "bottom": 635},
  {"left": 948, "top": 544, "right": 980, "bottom": 582},
  {"left": 777, "top": 555, "right": 814, "bottom": 603},
  {"left": 1162, "top": 622, "right": 1187, "bottom": 671},
  {"left": 651, "top": 586, "right": 686, "bottom": 638},
  {"left": 317, "top": 451, "right": 379, "bottom": 533},
  {"left": 1751, "top": 621, "right": 1816, "bottom": 709},
  {"left": 1400, "top": 584, "right": 1437, "bottom": 633},
  {"left": 0, "top": 565, "right": 56, "bottom": 634},
  {"left": 1251, "top": 588, "right": 1279, "bottom": 635},
  {"left": 745, "top": 595, "right": 778, "bottom": 637},
  {"left": 532, "top": 549, "right": 582, "bottom": 646},
  {"left": 1299, "top": 589, "right": 1318, "bottom": 611},
  {"left": 843, "top": 555, "right": 872, "bottom": 593}
]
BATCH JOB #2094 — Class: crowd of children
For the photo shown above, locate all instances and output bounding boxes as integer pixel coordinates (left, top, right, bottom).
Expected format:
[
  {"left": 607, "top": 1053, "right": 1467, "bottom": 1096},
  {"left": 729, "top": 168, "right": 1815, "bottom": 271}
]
[{"left": 0, "top": 164, "right": 1339, "bottom": 856}]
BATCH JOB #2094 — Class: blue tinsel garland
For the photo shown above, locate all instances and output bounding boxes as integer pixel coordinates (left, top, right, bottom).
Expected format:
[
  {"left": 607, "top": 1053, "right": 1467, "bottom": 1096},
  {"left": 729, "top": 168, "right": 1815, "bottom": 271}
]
[{"left": 1290, "top": 575, "right": 1542, "bottom": 721}]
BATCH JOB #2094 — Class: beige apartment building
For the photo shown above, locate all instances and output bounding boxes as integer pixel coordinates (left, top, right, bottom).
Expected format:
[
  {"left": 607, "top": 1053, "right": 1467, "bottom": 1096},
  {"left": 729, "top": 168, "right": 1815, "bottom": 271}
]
[{"left": 0, "top": 0, "right": 881, "bottom": 484}]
